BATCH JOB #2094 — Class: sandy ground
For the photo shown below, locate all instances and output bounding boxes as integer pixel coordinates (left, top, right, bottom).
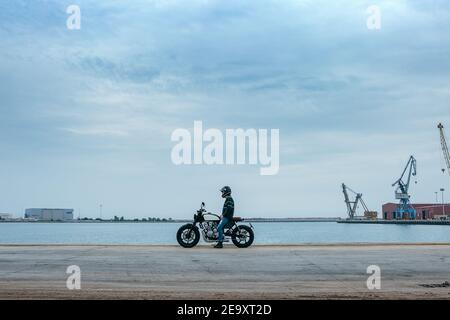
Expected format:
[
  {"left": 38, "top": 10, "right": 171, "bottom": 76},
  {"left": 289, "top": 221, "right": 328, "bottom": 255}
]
[{"left": 0, "top": 244, "right": 449, "bottom": 299}]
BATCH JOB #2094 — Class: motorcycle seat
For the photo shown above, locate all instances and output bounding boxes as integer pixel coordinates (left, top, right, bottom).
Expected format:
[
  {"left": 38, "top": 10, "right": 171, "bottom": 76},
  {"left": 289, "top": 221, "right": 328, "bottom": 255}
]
[{"left": 232, "top": 217, "right": 243, "bottom": 222}]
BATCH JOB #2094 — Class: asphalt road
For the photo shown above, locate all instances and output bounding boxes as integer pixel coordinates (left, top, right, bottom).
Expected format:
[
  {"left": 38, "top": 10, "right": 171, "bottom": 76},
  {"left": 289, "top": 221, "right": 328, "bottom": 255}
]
[{"left": 0, "top": 244, "right": 449, "bottom": 299}]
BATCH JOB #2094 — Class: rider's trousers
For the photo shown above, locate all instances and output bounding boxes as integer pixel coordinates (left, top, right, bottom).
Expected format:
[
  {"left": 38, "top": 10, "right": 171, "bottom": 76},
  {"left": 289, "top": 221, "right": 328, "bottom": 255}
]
[{"left": 217, "top": 217, "right": 230, "bottom": 242}]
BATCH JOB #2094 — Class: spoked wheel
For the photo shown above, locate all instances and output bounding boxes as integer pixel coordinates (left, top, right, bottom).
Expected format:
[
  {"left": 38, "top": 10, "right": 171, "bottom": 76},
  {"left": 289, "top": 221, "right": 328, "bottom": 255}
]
[
  {"left": 177, "top": 224, "right": 200, "bottom": 248},
  {"left": 232, "top": 225, "right": 254, "bottom": 248}
]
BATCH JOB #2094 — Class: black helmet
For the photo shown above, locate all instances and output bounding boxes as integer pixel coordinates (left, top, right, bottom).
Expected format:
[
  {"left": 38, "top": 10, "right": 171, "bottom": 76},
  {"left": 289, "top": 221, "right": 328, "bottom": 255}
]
[{"left": 220, "top": 186, "right": 231, "bottom": 198}]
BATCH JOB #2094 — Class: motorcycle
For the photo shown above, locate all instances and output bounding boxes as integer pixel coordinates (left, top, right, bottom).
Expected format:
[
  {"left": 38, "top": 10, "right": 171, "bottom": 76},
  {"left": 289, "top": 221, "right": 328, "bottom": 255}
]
[{"left": 176, "top": 202, "right": 255, "bottom": 248}]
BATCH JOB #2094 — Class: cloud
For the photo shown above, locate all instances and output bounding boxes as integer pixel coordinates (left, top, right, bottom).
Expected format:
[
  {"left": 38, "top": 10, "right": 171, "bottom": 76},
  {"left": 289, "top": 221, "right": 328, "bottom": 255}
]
[
  {"left": 64, "top": 127, "right": 130, "bottom": 137},
  {"left": 1, "top": 0, "right": 450, "bottom": 217}
]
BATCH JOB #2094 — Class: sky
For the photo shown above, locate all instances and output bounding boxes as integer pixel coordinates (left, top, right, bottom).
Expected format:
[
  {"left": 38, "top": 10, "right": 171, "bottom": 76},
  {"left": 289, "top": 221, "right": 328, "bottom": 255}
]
[{"left": 1, "top": 0, "right": 450, "bottom": 219}]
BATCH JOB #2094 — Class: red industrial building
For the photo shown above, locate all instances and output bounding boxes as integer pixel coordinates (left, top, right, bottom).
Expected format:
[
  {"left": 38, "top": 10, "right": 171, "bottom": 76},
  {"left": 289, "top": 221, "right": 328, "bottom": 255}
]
[{"left": 382, "top": 203, "right": 450, "bottom": 220}]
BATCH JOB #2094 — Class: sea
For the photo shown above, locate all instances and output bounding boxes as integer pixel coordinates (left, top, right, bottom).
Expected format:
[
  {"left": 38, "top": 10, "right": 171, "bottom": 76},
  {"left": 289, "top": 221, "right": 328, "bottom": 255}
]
[{"left": 1, "top": 222, "right": 450, "bottom": 244}]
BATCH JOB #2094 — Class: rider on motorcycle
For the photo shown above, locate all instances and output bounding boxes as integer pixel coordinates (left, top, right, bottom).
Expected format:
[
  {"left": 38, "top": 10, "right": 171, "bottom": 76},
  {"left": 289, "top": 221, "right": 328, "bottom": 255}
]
[{"left": 215, "top": 186, "right": 234, "bottom": 248}]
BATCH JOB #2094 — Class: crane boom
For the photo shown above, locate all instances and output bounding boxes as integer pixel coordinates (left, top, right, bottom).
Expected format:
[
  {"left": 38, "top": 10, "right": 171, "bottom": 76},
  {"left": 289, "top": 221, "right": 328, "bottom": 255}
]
[
  {"left": 342, "top": 183, "right": 376, "bottom": 220},
  {"left": 438, "top": 123, "right": 450, "bottom": 175}
]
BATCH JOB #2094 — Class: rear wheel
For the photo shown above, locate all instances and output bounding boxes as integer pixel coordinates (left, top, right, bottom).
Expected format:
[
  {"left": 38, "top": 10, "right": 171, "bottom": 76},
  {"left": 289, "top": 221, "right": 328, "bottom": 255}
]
[
  {"left": 177, "top": 224, "right": 200, "bottom": 248},
  {"left": 232, "top": 225, "right": 254, "bottom": 248}
]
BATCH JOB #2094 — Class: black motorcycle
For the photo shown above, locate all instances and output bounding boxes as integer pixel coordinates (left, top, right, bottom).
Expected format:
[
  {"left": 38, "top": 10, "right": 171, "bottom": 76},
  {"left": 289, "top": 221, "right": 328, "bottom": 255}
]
[{"left": 176, "top": 202, "right": 255, "bottom": 248}]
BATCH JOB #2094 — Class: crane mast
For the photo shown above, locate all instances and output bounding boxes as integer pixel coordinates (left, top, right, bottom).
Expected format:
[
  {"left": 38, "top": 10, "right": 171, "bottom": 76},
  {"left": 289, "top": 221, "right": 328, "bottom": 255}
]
[
  {"left": 438, "top": 123, "right": 450, "bottom": 175},
  {"left": 392, "top": 156, "right": 417, "bottom": 219}
]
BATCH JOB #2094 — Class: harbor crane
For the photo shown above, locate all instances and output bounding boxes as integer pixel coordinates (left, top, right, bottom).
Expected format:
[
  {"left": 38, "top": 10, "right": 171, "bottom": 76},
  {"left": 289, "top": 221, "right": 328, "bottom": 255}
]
[
  {"left": 438, "top": 123, "right": 450, "bottom": 175},
  {"left": 392, "top": 156, "right": 417, "bottom": 219},
  {"left": 342, "top": 184, "right": 377, "bottom": 220}
]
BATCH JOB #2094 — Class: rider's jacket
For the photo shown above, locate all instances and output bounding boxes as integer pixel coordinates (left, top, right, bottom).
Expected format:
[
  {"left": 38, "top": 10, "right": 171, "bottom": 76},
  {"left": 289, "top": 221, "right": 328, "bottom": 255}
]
[{"left": 222, "top": 196, "right": 234, "bottom": 219}]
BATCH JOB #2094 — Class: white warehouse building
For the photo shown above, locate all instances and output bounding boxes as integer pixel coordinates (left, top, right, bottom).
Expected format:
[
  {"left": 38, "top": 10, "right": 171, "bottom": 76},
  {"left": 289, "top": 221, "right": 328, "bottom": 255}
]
[
  {"left": 0, "top": 213, "right": 13, "bottom": 220},
  {"left": 25, "top": 208, "right": 74, "bottom": 221}
]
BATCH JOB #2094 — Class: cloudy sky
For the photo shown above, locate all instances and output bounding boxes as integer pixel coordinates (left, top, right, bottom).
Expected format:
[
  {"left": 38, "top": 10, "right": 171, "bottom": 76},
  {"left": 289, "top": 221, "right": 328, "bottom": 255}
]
[{"left": 1, "top": 0, "right": 450, "bottom": 219}]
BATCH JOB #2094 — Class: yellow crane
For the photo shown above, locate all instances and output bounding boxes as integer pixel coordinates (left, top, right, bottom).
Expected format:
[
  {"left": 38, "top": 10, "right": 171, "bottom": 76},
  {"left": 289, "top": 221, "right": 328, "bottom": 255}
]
[{"left": 438, "top": 123, "right": 450, "bottom": 175}]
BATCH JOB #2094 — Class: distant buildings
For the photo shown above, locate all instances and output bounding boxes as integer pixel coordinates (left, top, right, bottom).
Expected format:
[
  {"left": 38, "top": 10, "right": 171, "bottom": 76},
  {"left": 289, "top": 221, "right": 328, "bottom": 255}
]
[
  {"left": 382, "top": 203, "right": 450, "bottom": 220},
  {"left": 0, "top": 213, "right": 13, "bottom": 220},
  {"left": 25, "top": 208, "right": 74, "bottom": 221}
]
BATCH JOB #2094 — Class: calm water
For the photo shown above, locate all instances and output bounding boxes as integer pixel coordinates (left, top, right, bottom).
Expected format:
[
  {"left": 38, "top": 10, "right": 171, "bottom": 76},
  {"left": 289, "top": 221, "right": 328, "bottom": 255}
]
[{"left": 1, "top": 222, "right": 450, "bottom": 244}]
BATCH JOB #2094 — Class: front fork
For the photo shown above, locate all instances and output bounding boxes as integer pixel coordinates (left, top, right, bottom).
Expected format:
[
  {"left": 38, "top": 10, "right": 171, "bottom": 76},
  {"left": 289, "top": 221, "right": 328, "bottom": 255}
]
[{"left": 187, "top": 222, "right": 198, "bottom": 238}]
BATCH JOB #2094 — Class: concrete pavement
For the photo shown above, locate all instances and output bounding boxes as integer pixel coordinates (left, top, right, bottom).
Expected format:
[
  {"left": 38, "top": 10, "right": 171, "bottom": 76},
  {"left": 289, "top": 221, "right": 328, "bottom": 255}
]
[{"left": 0, "top": 244, "right": 449, "bottom": 299}]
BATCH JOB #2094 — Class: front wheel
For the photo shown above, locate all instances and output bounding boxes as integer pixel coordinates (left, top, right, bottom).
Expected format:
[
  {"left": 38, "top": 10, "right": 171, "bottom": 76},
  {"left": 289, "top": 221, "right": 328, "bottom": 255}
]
[
  {"left": 177, "top": 224, "right": 200, "bottom": 248},
  {"left": 232, "top": 225, "right": 254, "bottom": 248}
]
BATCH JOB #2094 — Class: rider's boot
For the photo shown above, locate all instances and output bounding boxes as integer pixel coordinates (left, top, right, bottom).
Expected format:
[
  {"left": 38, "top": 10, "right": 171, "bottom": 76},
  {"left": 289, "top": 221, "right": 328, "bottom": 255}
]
[{"left": 214, "top": 242, "right": 223, "bottom": 248}]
